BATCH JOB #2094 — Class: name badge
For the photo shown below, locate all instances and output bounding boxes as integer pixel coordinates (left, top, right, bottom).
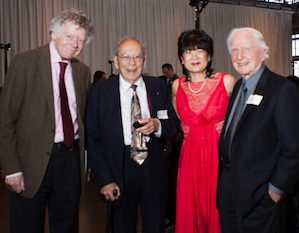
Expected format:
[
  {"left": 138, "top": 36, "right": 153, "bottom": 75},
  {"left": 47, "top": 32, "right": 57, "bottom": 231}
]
[
  {"left": 157, "top": 110, "right": 168, "bottom": 119},
  {"left": 246, "top": 94, "right": 263, "bottom": 106}
]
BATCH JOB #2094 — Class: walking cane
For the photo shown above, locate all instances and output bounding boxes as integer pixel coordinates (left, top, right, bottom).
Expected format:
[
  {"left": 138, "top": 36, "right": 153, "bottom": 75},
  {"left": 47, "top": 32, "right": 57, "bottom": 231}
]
[{"left": 106, "top": 189, "right": 118, "bottom": 233}]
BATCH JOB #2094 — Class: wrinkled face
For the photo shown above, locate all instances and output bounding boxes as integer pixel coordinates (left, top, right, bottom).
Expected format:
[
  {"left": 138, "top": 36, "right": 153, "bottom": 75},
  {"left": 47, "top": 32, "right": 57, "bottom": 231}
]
[
  {"left": 230, "top": 31, "right": 267, "bottom": 80},
  {"left": 162, "top": 67, "right": 173, "bottom": 80},
  {"left": 181, "top": 49, "right": 210, "bottom": 75},
  {"left": 113, "top": 39, "right": 147, "bottom": 85},
  {"left": 51, "top": 21, "right": 87, "bottom": 60}
]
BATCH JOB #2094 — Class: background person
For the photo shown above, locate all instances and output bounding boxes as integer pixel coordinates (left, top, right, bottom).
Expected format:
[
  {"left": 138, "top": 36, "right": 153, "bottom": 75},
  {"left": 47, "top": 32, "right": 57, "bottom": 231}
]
[
  {"left": 162, "top": 63, "right": 179, "bottom": 94},
  {"left": 93, "top": 70, "right": 106, "bottom": 83}
]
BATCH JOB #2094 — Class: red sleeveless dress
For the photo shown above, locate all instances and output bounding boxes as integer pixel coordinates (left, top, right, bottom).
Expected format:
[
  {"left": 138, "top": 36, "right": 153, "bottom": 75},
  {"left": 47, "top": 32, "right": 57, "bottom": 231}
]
[{"left": 175, "top": 73, "right": 229, "bottom": 233}]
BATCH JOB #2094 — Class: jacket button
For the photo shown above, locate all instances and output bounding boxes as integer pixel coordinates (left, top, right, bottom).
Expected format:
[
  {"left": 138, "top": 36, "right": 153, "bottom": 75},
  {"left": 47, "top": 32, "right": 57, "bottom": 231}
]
[{"left": 46, "top": 152, "right": 51, "bottom": 156}]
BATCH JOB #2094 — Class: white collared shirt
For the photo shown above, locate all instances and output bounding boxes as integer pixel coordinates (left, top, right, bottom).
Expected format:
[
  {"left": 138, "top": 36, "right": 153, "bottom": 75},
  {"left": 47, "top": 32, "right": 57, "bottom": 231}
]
[
  {"left": 119, "top": 75, "right": 152, "bottom": 145},
  {"left": 49, "top": 41, "right": 79, "bottom": 143}
]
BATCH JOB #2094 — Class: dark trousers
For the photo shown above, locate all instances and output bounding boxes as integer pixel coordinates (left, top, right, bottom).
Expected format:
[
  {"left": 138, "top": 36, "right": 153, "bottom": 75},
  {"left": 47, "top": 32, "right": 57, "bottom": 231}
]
[
  {"left": 218, "top": 167, "right": 286, "bottom": 233},
  {"left": 165, "top": 130, "right": 183, "bottom": 224},
  {"left": 112, "top": 146, "right": 165, "bottom": 233},
  {"left": 10, "top": 141, "right": 81, "bottom": 233}
]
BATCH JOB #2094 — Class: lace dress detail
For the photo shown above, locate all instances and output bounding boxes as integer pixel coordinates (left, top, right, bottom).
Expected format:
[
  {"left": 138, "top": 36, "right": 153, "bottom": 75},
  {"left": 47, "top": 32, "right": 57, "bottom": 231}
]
[{"left": 175, "top": 73, "right": 229, "bottom": 233}]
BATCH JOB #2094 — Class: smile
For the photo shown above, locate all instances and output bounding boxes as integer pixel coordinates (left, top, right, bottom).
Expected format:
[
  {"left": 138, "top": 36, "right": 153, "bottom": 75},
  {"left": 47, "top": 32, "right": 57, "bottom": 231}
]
[
  {"left": 238, "top": 62, "right": 248, "bottom": 66},
  {"left": 127, "top": 69, "right": 137, "bottom": 72}
]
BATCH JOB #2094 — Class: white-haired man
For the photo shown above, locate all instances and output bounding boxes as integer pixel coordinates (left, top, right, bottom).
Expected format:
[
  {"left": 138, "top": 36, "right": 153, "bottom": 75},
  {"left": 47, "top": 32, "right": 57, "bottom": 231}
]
[
  {"left": 0, "top": 8, "right": 94, "bottom": 233},
  {"left": 218, "top": 27, "right": 299, "bottom": 233}
]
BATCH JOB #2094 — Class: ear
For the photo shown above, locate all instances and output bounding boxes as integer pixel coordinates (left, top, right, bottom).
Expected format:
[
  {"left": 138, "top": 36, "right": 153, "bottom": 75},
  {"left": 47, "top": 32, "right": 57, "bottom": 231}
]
[
  {"left": 181, "top": 57, "right": 185, "bottom": 65},
  {"left": 51, "top": 32, "right": 57, "bottom": 41},
  {"left": 208, "top": 55, "right": 211, "bottom": 62},
  {"left": 261, "top": 49, "right": 267, "bottom": 63},
  {"left": 113, "top": 55, "right": 119, "bottom": 70},
  {"left": 142, "top": 55, "right": 147, "bottom": 69}
]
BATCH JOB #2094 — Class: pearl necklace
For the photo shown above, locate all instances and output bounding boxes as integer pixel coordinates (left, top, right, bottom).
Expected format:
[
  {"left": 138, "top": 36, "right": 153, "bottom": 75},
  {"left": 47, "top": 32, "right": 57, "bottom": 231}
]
[{"left": 188, "top": 78, "right": 207, "bottom": 94}]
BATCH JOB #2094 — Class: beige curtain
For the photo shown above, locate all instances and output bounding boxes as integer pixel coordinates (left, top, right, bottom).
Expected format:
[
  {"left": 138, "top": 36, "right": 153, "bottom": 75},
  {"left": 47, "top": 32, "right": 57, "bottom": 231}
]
[{"left": 0, "top": 0, "right": 293, "bottom": 85}]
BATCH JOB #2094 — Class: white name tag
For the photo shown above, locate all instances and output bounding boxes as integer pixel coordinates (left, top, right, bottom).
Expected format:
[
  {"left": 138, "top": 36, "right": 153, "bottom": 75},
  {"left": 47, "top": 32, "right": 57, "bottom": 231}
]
[
  {"left": 157, "top": 110, "right": 169, "bottom": 119},
  {"left": 246, "top": 94, "right": 263, "bottom": 106}
]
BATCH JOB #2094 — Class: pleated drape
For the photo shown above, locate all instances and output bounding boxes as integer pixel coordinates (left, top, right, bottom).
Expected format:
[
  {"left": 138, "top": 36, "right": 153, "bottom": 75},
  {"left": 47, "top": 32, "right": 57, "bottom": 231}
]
[{"left": 0, "top": 0, "right": 292, "bottom": 85}]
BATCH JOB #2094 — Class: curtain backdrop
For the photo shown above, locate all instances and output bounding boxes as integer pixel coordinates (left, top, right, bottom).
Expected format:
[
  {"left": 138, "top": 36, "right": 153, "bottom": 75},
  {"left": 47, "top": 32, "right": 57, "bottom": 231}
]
[
  {"left": 201, "top": 3, "right": 293, "bottom": 79},
  {"left": 0, "top": 0, "right": 293, "bottom": 85}
]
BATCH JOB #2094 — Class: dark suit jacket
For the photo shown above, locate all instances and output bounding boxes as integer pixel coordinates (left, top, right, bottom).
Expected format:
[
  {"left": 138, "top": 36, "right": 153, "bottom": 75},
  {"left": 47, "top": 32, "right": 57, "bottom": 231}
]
[
  {"left": 218, "top": 66, "right": 299, "bottom": 217},
  {"left": 86, "top": 75, "right": 180, "bottom": 206},
  {"left": 0, "top": 44, "right": 91, "bottom": 198},
  {"left": 168, "top": 74, "right": 179, "bottom": 94}
]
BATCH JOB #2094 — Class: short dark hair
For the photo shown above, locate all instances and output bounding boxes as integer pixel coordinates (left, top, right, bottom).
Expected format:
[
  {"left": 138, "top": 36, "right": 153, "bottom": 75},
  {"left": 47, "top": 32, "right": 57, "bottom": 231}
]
[
  {"left": 157, "top": 75, "right": 167, "bottom": 82},
  {"left": 93, "top": 70, "right": 105, "bottom": 83},
  {"left": 178, "top": 29, "right": 214, "bottom": 79},
  {"left": 162, "top": 63, "right": 173, "bottom": 70}
]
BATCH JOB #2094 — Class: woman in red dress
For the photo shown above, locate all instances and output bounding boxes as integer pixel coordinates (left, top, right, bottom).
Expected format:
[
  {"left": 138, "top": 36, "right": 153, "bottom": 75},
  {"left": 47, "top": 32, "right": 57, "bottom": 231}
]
[{"left": 172, "top": 29, "right": 236, "bottom": 233}]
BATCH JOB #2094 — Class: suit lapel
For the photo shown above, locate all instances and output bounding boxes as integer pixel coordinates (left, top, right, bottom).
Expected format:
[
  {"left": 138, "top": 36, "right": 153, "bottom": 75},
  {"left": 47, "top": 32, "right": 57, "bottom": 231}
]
[
  {"left": 106, "top": 76, "right": 125, "bottom": 146},
  {"left": 143, "top": 76, "right": 159, "bottom": 118},
  {"left": 219, "top": 79, "right": 242, "bottom": 146},
  {"left": 72, "top": 59, "right": 83, "bottom": 119},
  {"left": 38, "top": 45, "right": 55, "bottom": 121},
  {"left": 235, "top": 67, "right": 270, "bottom": 133}
]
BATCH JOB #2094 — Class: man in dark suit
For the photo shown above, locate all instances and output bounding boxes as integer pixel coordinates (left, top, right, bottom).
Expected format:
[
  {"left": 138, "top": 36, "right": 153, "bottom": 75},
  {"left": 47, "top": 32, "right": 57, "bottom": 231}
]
[
  {"left": 0, "top": 9, "right": 94, "bottom": 233},
  {"left": 162, "top": 63, "right": 179, "bottom": 94},
  {"left": 86, "top": 36, "right": 180, "bottom": 233},
  {"left": 161, "top": 63, "right": 181, "bottom": 230},
  {"left": 217, "top": 27, "right": 299, "bottom": 233}
]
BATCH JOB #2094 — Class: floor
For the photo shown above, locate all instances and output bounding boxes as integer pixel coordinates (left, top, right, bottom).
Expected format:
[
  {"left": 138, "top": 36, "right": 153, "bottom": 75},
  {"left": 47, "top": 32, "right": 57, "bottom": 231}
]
[{"left": 0, "top": 172, "right": 175, "bottom": 233}]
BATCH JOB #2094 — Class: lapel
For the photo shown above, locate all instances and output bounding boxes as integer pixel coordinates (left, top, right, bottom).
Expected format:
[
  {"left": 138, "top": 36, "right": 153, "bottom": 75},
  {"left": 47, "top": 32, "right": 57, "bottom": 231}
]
[
  {"left": 143, "top": 76, "right": 159, "bottom": 118},
  {"left": 235, "top": 66, "right": 271, "bottom": 134},
  {"left": 38, "top": 44, "right": 55, "bottom": 121},
  {"left": 219, "top": 79, "right": 242, "bottom": 145},
  {"left": 106, "top": 75, "right": 125, "bottom": 146},
  {"left": 71, "top": 59, "right": 83, "bottom": 120}
]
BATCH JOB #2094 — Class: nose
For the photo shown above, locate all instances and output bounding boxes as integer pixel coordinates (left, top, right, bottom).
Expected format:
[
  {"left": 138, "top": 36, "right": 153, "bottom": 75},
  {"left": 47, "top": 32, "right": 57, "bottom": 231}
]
[
  {"left": 191, "top": 51, "right": 199, "bottom": 59},
  {"left": 237, "top": 49, "right": 244, "bottom": 60},
  {"left": 72, "top": 39, "right": 78, "bottom": 48},
  {"left": 129, "top": 56, "right": 136, "bottom": 65}
]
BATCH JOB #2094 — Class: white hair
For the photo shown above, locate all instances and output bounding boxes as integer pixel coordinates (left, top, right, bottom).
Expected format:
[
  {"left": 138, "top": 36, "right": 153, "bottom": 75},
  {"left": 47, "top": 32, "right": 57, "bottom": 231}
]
[
  {"left": 49, "top": 8, "right": 94, "bottom": 44},
  {"left": 227, "top": 27, "right": 269, "bottom": 59}
]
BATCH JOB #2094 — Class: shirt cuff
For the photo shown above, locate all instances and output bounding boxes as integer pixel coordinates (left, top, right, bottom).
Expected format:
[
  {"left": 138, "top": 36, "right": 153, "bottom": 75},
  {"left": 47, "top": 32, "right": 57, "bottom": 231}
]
[
  {"left": 5, "top": 172, "right": 23, "bottom": 179},
  {"left": 269, "top": 183, "right": 285, "bottom": 196},
  {"left": 154, "top": 119, "right": 162, "bottom": 138}
]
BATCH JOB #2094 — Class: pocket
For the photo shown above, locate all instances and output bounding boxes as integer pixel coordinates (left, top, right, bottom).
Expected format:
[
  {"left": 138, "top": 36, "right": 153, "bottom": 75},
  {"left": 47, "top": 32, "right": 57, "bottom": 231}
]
[{"left": 259, "top": 191, "right": 276, "bottom": 208}]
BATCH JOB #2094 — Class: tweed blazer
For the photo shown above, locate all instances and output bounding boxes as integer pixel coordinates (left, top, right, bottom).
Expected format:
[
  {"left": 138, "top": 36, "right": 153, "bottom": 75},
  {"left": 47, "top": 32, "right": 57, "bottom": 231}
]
[{"left": 0, "top": 44, "right": 90, "bottom": 198}]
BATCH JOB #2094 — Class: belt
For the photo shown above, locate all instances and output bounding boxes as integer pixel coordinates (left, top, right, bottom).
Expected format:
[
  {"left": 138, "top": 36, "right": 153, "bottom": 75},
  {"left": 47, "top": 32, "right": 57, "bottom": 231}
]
[
  {"left": 54, "top": 139, "right": 79, "bottom": 152},
  {"left": 221, "top": 161, "right": 230, "bottom": 171}
]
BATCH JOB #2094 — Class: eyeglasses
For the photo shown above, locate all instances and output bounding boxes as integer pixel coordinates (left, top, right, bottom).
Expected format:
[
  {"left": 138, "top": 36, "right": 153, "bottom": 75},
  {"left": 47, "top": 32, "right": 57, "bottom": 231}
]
[{"left": 118, "top": 54, "right": 144, "bottom": 63}]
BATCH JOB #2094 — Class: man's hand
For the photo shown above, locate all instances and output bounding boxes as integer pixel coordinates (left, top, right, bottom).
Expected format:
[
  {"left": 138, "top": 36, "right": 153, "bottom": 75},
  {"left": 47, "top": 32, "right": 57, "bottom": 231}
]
[
  {"left": 136, "top": 118, "right": 159, "bottom": 135},
  {"left": 268, "top": 188, "right": 281, "bottom": 203},
  {"left": 100, "top": 182, "right": 121, "bottom": 201},
  {"left": 5, "top": 174, "right": 25, "bottom": 193}
]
